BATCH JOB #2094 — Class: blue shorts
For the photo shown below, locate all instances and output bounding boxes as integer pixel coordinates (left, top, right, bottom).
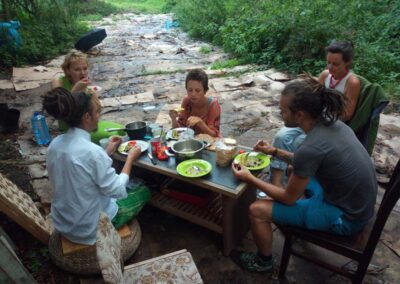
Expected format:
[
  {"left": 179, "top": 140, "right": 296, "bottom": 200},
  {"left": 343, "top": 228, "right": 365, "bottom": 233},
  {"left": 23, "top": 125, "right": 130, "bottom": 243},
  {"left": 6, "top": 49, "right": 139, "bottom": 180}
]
[{"left": 272, "top": 178, "right": 366, "bottom": 236}]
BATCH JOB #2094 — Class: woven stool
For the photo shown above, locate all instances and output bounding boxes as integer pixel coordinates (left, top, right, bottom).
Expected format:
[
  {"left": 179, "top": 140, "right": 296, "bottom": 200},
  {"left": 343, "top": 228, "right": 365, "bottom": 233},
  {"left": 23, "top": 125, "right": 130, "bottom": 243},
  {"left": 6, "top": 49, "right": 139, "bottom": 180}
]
[{"left": 48, "top": 219, "right": 141, "bottom": 275}]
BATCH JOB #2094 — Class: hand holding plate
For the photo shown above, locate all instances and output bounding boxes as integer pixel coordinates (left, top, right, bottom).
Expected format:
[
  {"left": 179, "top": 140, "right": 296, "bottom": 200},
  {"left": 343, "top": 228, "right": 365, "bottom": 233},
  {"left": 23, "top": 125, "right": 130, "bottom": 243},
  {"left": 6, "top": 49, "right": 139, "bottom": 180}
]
[{"left": 231, "top": 162, "right": 252, "bottom": 182}]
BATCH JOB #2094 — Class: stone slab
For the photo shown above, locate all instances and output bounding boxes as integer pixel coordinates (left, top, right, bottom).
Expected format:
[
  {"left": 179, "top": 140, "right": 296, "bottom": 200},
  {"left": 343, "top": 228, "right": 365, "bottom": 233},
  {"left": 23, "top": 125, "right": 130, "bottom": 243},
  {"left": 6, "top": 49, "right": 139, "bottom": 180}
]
[
  {"left": 28, "top": 164, "right": 48, "bottom": 179},
  {"left": 12, "top": 67, "right": 62, "bottom": 91},
  {"left": 0, "top": 80, "right": 14, "bottom": 90},
  {"left": 31, "top": 178, "right": 53, "bottom": 205}
]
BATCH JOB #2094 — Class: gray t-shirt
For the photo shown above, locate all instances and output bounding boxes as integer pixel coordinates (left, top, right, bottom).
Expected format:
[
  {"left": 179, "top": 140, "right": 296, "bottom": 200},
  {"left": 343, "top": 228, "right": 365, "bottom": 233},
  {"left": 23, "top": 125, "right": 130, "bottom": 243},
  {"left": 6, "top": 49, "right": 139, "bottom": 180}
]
[{"left": 293, "top": 120, "right": 377, "bottom": 222}]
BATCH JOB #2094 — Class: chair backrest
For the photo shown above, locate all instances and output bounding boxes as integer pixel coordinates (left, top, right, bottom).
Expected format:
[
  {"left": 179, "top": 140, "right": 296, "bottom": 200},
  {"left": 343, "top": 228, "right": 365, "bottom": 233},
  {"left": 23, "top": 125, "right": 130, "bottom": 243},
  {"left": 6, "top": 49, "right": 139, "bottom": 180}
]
[
  {"left": 0, "top": 173, "right": 51, "bottom": 244},
  {"left": 364, "top": 159, "right": 400, "bottom": 260}
]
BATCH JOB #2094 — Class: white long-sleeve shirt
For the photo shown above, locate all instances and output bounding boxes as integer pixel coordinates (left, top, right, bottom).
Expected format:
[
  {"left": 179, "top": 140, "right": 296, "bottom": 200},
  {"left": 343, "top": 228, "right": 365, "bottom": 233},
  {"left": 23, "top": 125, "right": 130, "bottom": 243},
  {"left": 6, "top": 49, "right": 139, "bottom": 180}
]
[{"left": 47, "top": 128, "right": 129, "bottom": 245}]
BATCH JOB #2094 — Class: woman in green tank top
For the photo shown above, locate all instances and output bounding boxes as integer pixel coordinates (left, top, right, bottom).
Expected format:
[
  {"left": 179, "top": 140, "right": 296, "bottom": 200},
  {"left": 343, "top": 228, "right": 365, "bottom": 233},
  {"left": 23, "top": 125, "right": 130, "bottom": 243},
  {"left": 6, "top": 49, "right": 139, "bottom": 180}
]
[
  {"left": 51, "top": 51, "right": 123, "bottom": 142},
  {"left": 51, "top": 51, "right": 93, "bottom": 132}
]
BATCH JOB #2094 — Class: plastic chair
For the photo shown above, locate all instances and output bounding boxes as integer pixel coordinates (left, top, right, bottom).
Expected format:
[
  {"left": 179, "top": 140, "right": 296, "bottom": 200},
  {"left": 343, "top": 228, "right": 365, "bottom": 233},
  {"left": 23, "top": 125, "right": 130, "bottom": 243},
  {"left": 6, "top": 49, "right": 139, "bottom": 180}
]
[{"left": 276, "top": 159, "right": 400, "bottom": 284}]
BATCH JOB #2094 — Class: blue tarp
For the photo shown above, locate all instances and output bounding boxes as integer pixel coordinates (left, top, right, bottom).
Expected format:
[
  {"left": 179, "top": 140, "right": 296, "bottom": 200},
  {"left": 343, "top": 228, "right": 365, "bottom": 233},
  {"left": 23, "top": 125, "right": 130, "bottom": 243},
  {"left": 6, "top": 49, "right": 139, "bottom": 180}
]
[{"left": 0, "top": 20, "right": 22, "bottom": 49}]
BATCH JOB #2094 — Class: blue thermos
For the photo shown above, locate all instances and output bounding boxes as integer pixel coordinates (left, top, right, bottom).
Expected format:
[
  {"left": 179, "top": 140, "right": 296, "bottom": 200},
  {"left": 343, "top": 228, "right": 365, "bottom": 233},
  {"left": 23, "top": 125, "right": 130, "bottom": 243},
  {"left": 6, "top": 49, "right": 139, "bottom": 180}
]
[{"left": 31, "top": 111, "right": 51, "bottom": 145}]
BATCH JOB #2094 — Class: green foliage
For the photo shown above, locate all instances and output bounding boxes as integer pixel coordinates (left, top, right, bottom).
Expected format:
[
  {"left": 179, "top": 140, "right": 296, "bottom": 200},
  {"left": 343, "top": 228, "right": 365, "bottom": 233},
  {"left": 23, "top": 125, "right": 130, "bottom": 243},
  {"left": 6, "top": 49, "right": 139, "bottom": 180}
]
[
  {"left": 101, "top": 0, "right": 168, "bottom": 14},
  {"left": 173, "top": 0, "right": 400, "bottom": 101},
  {"left": 173, "top": 0, "right": 226, "bottom": 44},
  {"left": 24, "top": 246, "right": 49, "bottom": 273},
  {"left": 0, "top": 0, "right": 167, "bottom": 67},
  {"left": 211, "top": 58, "right": 242, "bottom": 70},
  {"left": 0, "top": 0, "right": 93, "bottom": 67},
  {"left": 199, "top": 45, "right": 212, "bottom": 54},
  {"left": 162, "top": 0, "right": 177, "bottom": 12}
]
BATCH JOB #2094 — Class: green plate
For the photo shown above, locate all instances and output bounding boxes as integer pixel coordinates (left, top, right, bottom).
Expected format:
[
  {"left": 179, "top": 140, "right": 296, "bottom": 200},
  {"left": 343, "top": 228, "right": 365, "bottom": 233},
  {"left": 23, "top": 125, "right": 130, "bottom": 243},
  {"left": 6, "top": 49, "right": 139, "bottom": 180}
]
[
  {"left": 234, "top": 152, "right": 271, "bottom": 171},
  {"left": 176, "top": 159, "right": 212, "bottom": 178}
]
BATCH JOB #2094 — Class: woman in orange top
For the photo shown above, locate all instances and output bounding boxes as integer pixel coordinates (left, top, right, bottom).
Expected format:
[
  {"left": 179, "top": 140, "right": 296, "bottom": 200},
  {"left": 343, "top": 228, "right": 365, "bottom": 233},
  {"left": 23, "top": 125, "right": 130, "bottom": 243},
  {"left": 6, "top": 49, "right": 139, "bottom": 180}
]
[{"left": 169, "top": 69, "right": 221, "bottom": 137}]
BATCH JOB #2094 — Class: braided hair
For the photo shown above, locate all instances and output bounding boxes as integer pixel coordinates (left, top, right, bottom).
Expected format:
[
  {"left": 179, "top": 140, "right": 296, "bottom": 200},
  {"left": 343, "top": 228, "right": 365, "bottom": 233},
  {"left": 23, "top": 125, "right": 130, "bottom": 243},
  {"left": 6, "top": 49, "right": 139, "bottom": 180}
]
[
  {"left": 42, "top": 87, "right": 99, "bottom": 127},
  {"left": 282, "top": 75, "right": 346, "bottom": 125}
]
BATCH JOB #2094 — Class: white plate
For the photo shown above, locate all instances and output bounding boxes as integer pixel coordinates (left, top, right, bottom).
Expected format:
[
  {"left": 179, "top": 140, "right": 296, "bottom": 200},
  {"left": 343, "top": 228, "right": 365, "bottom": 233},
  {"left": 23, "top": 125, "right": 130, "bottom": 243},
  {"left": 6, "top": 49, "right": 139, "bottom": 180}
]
[
  {"left": 118, "top": 140, "right": 148, "bottom": 155},
  {"left": 166, "top": 127, "right": 195, "bottom": 140}
]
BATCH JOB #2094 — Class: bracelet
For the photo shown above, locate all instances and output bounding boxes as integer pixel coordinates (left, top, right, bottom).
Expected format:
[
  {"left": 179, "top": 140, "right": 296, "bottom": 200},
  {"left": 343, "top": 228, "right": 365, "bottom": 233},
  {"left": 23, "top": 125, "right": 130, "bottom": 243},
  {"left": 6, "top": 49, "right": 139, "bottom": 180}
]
[{"left": 273, "top": 147, "right": 278, "bottom": 157}]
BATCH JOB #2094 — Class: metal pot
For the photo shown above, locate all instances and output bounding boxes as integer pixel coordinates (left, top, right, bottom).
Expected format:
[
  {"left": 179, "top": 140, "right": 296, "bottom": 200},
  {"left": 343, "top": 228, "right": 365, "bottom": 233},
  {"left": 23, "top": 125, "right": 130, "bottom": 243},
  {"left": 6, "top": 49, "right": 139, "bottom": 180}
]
[
  {"left": 106, "top": 121, "right": 147, "bottom": 140},
  {"left": 170, "top": 139, "right": 205, "bottom": 163}
]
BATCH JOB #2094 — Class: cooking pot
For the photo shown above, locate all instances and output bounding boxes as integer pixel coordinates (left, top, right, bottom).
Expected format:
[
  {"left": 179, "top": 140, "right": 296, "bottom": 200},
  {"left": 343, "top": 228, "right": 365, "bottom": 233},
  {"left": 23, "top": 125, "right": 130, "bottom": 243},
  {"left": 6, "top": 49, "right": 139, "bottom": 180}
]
[
  {"left": 170, "top": 139, "right": 206, "bottom": 163},
  {"left": 106, "top": 121, "right": 147, "bottom": 140}
]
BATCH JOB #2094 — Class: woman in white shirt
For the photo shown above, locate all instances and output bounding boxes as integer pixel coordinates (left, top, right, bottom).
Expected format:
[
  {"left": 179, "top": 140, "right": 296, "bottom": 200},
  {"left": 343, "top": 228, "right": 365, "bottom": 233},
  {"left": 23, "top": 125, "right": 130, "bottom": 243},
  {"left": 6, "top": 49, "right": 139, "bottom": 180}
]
[{"left": 43, "top": 88, "right": 145, "bottom": 245}]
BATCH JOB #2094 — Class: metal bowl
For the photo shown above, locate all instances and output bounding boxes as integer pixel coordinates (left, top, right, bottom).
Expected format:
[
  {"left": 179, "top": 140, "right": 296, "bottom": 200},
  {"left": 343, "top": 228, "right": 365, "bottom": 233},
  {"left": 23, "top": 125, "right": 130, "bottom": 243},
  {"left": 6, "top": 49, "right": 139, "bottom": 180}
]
[{"left": 171, "top": 139, "right": 205, "bottom": 162}]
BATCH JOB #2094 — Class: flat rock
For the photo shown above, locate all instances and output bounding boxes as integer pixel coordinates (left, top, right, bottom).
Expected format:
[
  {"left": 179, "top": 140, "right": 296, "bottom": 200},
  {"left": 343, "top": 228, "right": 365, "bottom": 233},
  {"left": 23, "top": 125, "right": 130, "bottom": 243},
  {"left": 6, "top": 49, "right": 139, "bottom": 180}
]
[
  {"left": 12, "top": 67, "right": 62, "bottom": 91},
  {"left": 31, "top": 178, "right": 53, "bottom": 205},
  {"left": 28, "top": 164, "right": 48, "bottom": 179}
]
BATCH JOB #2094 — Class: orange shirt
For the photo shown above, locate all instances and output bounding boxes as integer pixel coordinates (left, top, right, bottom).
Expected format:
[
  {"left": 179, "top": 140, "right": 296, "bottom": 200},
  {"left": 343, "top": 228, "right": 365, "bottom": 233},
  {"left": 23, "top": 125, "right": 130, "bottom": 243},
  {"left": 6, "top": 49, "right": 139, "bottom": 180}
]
[{"left": 177, "top": 96, "right": 221, "bottom": 137}]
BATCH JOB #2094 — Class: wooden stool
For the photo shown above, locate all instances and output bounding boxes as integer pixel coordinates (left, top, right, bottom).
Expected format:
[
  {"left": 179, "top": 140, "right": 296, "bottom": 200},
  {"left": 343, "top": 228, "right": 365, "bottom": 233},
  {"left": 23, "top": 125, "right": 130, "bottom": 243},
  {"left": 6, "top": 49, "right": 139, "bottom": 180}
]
[
  {"left": 61, "top": 224, "right": 131, "bottom": 255},
  {"left": 49, "top": 219, "right": 141, "bottom": 275}
]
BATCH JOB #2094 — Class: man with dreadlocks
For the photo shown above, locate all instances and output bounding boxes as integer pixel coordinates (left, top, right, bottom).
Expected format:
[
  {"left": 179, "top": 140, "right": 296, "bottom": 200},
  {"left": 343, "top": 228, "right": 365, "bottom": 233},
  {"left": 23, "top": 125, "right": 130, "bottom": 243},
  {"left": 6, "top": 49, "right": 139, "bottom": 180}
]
[{"left": 231, "top": 77, "right": 377, "bottom": 273}]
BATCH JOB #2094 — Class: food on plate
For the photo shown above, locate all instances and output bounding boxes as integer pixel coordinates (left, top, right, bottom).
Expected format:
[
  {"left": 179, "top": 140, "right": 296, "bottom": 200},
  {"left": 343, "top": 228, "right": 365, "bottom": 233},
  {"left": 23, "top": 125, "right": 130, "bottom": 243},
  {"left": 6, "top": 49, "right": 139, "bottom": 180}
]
[
  {"left": 186, "top": 165, "right": 205, "bottom": 176},
  {"left": 243, "top": 156, "right": 264, "bottom": 168},
  {"left": 172, "top": 129, "right": 185, "bottom": 139},
  {"left": 124, "top": 141, "right": 137, "bottom": 152},
  {"left": 174, "top": 107, "right": 185, "bottom": 113}
]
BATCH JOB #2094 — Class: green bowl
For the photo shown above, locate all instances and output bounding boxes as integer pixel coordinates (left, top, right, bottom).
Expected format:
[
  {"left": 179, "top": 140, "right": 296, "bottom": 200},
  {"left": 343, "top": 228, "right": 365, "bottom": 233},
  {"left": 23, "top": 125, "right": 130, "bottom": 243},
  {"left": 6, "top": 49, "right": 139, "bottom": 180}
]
[
  {"left": 234, "top": 152, "right": 271, "bottom": 171},
  {"left": 90, "top": 120, "right": 125, "bottom": 144},
  {"left": 176, "top": 159, "right": 212, "bottom": 178}
]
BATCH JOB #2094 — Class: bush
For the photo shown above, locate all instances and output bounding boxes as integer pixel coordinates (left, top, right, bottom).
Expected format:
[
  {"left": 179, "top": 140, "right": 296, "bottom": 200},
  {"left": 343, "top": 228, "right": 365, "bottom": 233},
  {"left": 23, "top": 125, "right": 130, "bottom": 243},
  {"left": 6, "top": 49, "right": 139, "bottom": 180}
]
[
  {"left": 0, "top": 0, "right": 117, "bottom": 67},
  {"left": 173, "top": 0, "right": 226, "bottom": 44},
  {"left": 173, "top": 0, "right": 400, "bottom": 101}
]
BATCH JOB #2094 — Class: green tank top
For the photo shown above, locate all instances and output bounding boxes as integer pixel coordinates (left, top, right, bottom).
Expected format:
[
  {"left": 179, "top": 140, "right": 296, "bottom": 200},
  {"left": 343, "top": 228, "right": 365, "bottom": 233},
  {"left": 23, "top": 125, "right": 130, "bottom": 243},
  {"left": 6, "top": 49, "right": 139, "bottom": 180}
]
[{"left": 59, "top": 76, "right": 73, "bottom": 91}]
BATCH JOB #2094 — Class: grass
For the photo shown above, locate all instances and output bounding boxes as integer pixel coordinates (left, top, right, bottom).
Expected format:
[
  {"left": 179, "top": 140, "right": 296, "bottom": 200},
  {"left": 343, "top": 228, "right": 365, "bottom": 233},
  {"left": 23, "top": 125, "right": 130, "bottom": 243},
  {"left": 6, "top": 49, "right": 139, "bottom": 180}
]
[
  {"left": 211, "top": 58, "right": 243, "bottom": 70},
  {"left": 141, "top": 68, "right": 186, "bottom": 76},
  {"left": 102, "top": 0, "right": 168, "bottom": 14},
  {"left": 199, "top": 45, "right": 212, "bottom": 54}
]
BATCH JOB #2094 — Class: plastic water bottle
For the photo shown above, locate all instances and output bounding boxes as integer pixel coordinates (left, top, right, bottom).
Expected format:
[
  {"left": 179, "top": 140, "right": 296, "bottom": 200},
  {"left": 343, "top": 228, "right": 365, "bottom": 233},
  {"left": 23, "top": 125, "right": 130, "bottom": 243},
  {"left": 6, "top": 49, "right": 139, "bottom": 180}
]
[{"left": 31, "top": 111, "right": 51, "bottom": 145}]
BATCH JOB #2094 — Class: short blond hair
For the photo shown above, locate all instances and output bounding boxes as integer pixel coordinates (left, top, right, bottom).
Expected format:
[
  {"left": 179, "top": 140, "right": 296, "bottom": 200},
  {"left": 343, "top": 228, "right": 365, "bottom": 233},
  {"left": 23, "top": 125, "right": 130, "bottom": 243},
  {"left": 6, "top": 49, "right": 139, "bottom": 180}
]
[{"left": 61, "top": 50, "right": 88, "bottom": 73}]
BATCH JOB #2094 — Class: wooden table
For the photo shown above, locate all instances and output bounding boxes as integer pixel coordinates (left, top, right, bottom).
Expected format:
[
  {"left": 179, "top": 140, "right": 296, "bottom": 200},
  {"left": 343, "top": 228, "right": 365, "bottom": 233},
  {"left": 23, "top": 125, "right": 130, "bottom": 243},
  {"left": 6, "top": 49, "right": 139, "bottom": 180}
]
[{"left": 113, "top": 148, "right": 256, "bottom": 256}]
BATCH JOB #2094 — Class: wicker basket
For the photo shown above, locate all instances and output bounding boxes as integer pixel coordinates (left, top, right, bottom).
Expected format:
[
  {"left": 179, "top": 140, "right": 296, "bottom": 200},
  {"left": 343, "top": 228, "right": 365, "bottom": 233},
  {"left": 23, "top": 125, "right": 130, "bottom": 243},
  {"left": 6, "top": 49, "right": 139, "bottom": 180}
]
[{"left": 48, "top": 219, "right": 141, "bottom": 275}]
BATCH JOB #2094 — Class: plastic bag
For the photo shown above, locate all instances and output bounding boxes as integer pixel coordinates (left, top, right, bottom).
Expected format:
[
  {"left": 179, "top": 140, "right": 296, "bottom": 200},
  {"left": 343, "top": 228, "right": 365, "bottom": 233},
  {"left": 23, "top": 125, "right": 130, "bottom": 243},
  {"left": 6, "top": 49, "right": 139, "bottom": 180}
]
[
  {"left": 215, "top": 138, "right": 237, "bottom": 167},
  {"left": 112, "top": 180, "right": 151, "bottom": 229}
]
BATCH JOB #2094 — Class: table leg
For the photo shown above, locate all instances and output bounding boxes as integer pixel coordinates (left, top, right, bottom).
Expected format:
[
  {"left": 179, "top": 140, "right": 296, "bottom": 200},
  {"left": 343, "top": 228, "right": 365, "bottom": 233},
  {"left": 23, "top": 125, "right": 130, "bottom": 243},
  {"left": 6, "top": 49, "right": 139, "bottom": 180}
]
[{"left": 222, "top": 186, "right": 256, "bottom": 256}]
